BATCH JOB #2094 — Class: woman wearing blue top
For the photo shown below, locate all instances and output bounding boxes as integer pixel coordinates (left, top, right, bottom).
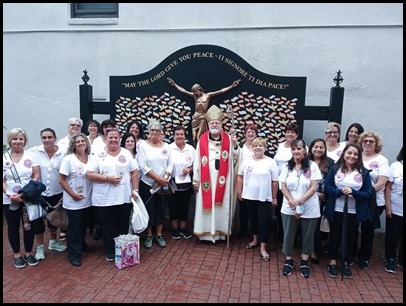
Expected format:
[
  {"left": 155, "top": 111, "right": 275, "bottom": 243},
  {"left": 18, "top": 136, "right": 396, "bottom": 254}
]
[{"left": 324, "top": 143, "right": 373, "bottom": 279}]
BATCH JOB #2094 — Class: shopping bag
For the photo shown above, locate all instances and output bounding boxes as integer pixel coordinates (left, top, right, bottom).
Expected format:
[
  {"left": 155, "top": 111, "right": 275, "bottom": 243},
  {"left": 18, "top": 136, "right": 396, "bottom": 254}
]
[
  {"left": 130, "top": 197, "right": 149, "bottom": 234},
  {"left": 114, "top": 234, "right": 140, "bottom": 269}
]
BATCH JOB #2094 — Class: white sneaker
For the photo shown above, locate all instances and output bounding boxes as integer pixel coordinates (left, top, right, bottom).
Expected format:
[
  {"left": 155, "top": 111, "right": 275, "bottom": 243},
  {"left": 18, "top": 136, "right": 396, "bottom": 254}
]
[
  {"left": 48, "top": 241, "right": 67, "bottom": 252},
  {"left": 35, "top": 245, "right": 45, "bottom": 260}
]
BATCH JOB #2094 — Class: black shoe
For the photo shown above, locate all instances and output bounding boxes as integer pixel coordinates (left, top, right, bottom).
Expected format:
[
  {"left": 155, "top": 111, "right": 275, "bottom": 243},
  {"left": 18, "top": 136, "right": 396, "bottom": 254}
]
[
  {"left": 70, "top": 259, "right": 81, "bottom": 267},
  {"left": 343, "top": 263, "right": 352, "bottom": 279},
  {"left": 23, "top": 255, "right": 38, "bottom": 267},
  {"left": 328, "top": 264, "right": 338, "bottom": 278},
  {"left": 385, "top": 258, "right": 396, "bottom": 273},
  {"left": 105, "top": 253, "right": 115, "bottom": 262},
  {"left": 179, "top": 228, "right": 192, "bottom": 239},
  {"left": 172, "top": 228, "right": 181, "bottom": 240},
  {"left": 82, "top": 246, "right": 95, "bottom": 252},
  {"left": 282, "top": 259, "right": 294, "bottom": 276},
  {"left": 14, "top": 256, "right": 26, "bottom": 269},
  {"left": 358, "top": 259, "right": 369, "bottom": 270},
  {"left": 300, "top": 259, "right": 310, "bottom": 278}
]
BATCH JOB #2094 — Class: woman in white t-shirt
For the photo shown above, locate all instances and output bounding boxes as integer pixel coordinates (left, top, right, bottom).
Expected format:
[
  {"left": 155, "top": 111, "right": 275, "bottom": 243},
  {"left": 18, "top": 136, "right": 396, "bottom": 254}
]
[
  {"left": 3, "top": 128, "right": 40, "bottom": 268},
  {"left": 59, "top": 133, "right": 93, "bottom": 267},
  {"left": 353, "top": 131, "right": 389, "bottom": 270},
  {"left": 87, "top": 128, "right": 139, "bottom": 262},
  {"left": 384, "top": 147, "right": 403, "bottom": 273},
  {"left": 137, "top": 120, "right": 174, "bottom": 249},
  {"left": 325, "top": 122, "right": 346, "bottom": 162},
  {"left": 237, "top": 137, "right": 279, "bottom": 262},
  {"left": 279, "top": 139, "right": 321, "bottom": 278},
  {"left": 273, "top": 122, "right": 300, "bottom": 242},
  {"left": 324, "top": 143, "right": 373, "bottom": 279},
  {"left": 86, "top": 119, "right": 102, "bottom": 155},
  {"left": 238, "top": 123, "right": 259, "bottom": 237}
]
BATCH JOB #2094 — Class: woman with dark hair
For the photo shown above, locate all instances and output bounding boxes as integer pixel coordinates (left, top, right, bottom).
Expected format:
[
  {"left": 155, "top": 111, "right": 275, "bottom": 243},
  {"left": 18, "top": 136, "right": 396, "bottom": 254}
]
[
  {"left": 29, "top": 127, "right": 67, "bottom": 260},
  {"left": 341, "top": 123, "right": 364, "bottom": 147},
  {"left": 91, "top": 119, "right": 117, "bottom": 154},
  {"left": 274, "top": 122, "right": 301, "bottom": 242},
  {"left": 126, "top": 120, "right": 146, "bottom": 151},
  {"left": 279, "top": 139, "right": 321, "bottom": 278},
  {"left": 86, "top": 119, "right": 102, "bottom": 154},
  {"left": 168, "top": 126, "right": 195, "bottom": 240},
  {"left": 324, "top": 143, "right": 373, "bottom": 279},
  {"left": 121, "top": 132, "right": 137, "bottom": 158},
  {"left": 308, "top": 138, "right": 334, "bottom": 263},
  {"left": 87, "top": 128, "right": 139, "bottom": 262}
]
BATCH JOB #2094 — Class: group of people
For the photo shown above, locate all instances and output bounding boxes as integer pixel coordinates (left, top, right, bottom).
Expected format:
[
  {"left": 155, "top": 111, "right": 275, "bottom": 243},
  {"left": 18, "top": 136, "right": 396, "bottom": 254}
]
[
  {"left": 269, "top": 122, "right": 402, "bottom": 278},
  {"left": 3, "top": 108, "right": 403, "bottom": 279}
]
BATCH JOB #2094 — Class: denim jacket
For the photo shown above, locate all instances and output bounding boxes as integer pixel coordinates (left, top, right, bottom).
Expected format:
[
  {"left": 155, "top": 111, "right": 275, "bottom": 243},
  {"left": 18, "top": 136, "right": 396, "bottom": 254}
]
[{"left": 324, "top": 164, "right": 373, "bottom": 224}]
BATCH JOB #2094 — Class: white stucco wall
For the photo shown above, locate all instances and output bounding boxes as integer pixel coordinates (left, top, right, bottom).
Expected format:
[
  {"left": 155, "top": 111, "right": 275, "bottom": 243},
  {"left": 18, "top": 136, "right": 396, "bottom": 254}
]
[{"left": 3, "top": 3, "right": 403, "bottom": 165}]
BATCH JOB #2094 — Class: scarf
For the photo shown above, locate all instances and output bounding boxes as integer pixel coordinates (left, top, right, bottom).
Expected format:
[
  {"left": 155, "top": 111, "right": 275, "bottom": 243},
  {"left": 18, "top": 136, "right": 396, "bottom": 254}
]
[{"left": 199, "top": 131, "right": 230, "bottom": 210}]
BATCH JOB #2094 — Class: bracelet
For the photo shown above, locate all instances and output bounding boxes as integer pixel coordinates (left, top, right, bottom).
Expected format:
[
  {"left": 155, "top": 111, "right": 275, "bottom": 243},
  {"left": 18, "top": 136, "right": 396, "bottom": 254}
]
[
  {"left": 105, "top": 175, "right": 109, "bottom": 182},
  {"left": 133, "top": 189, "right": 139, "bottom": 193}
]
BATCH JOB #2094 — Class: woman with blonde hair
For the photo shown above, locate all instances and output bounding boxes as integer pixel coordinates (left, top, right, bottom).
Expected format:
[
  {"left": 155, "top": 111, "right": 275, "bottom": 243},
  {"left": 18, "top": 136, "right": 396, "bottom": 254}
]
[
  {"left": 353, "top": 131, "right": 389, "bottom": 270},
  {"left": 3, "top": 128, "right": 40, "bottom": 268},
  {"left": 325, "top": 122, "right": 346, "bottom": 162},
  {"left": 237, "top": 137, "right": 279, "bottom": 262}
]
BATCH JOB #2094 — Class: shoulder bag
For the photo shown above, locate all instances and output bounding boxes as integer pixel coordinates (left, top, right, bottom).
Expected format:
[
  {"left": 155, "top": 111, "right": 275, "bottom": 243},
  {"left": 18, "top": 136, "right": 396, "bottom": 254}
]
[{"left": 46, "top": 199, "right": 69, "bottom": 230}]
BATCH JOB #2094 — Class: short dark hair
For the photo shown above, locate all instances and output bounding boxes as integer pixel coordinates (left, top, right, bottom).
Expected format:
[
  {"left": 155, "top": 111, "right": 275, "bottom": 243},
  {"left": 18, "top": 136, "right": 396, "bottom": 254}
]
[
  {"left": 86, "top": 119, "right": 101, "bottom": 134},
  {"left": 286, "top": 123, "right": 300, "bottom": 135},
  {"left": 126, "top": 120, "right": 146, "bottom": 140}
]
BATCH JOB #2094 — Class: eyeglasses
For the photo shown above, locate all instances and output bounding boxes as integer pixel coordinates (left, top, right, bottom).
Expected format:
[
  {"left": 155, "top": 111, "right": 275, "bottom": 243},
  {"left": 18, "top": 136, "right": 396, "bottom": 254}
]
[
  {"left": 70, "top": 124, "right": 81, "bottom": 127},
  {"left": 150, "top": 129, "right": 160, "bottom": 132},
  {"left": 326, "top": 131, "right": 338, "bottom": 134},
  {"left": 362, "top": 140, "right": 375, "bottom": 144}
]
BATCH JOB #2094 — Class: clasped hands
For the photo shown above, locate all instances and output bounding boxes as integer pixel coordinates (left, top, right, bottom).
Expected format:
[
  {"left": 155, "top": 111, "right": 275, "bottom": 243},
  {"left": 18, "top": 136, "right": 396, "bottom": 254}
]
[
  {"left": 341, "top": 187, "right": 353, "bottom": 196},
  {"left": 288, "top": 198, "right": 302, "bottom": 219}
]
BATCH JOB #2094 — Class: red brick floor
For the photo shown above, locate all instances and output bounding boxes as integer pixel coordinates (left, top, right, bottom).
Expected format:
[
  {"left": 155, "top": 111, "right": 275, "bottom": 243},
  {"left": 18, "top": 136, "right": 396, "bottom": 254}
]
[{"left": 3, "top": 214, "right": 403, "bottom": 303}]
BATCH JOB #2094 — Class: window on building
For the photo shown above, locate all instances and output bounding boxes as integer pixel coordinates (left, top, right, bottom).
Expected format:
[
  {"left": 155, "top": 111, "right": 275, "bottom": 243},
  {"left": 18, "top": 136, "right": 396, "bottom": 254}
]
[{"left": 71, "top": 3, "right": 119, "bottom": 18}]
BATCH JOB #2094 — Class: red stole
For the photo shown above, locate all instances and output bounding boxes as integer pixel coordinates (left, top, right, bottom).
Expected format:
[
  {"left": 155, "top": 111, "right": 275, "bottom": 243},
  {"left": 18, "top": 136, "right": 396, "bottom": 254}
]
[{"left": 199, "top": 131, "right": 230, "bottom": 210}]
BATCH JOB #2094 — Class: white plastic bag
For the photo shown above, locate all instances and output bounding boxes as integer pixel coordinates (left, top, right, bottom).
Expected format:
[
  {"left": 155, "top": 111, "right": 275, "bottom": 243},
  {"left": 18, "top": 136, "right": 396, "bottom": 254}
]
[{"left": 130, "top": 196, "right": 149, "bottom": 234}]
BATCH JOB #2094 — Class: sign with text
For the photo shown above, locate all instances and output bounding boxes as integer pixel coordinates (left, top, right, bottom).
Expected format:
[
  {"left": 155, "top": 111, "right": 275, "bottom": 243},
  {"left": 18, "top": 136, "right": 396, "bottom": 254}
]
[{"left": 110, "top": 44, "right": 306, "bottom": 155}]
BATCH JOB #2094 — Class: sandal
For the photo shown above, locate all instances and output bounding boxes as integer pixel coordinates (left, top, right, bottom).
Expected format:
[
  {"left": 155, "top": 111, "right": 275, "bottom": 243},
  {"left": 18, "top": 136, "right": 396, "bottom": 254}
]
[
  {"left": 246, "top": 243, "right": 260, "bottom": 249},
  {"left": 261, "top": 252, "right": 270, "bottom": 262}
]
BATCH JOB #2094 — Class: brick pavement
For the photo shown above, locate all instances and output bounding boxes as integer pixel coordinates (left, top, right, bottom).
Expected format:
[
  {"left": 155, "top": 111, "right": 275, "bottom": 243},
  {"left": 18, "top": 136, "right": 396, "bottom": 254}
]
[{"left": 3, "top": 213, "right": 403, "bottom": 303}]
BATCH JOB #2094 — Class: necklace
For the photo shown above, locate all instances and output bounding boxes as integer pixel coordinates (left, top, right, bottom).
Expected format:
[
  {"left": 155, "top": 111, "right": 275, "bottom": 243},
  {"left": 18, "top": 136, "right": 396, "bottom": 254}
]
[{"left": 75, "top": 153, "right": 88, "bottom": 164}]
